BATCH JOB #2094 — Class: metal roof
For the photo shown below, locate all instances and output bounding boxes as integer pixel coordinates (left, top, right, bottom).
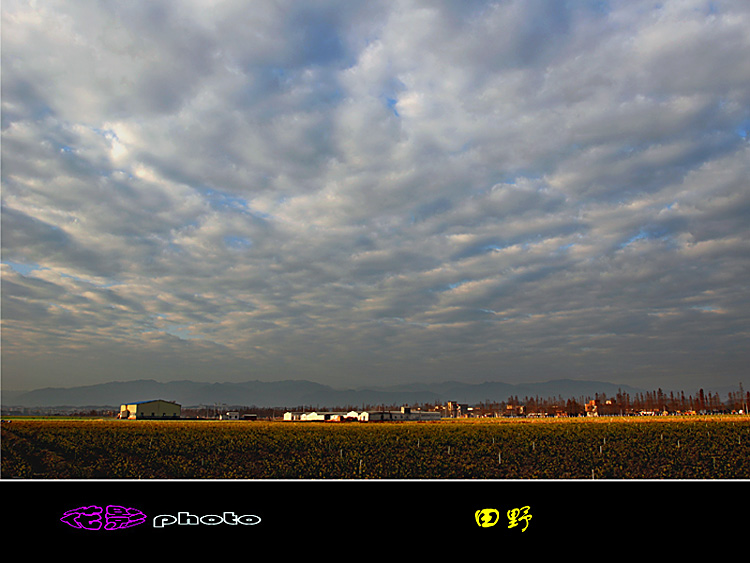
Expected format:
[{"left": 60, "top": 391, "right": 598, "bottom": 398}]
[{"left": 123, "top": 399, "right": 179, "bottom": 405}]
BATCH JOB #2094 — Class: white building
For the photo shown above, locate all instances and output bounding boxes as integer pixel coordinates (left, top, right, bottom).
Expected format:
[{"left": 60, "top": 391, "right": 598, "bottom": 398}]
[
  {"left": 284, "top": 407, "right": 441, "bottom": 422},
  {"left": 298, "top": 411, "right": 359, "bottom": 421}
]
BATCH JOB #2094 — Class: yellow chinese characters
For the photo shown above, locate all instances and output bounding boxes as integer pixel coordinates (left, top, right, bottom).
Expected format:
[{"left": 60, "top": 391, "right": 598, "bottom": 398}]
[
  {"left": 507, "top": 506, "right": 532, "bottom": 532},
  {"left": 475, "top": 506, "right": 532, "bottom": 531},
  {"left": 474, "top": 508, "right": 500, "bottom": 527}
]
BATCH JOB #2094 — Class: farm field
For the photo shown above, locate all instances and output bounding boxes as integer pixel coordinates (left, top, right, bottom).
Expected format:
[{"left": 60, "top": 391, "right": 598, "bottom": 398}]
[{"left": 2, "top": 416, "right": 749, "bottom": 479}]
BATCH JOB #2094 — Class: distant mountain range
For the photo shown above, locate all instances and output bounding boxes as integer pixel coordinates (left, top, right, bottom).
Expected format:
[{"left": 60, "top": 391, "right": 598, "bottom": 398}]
[{"left": 2, "top": 378, "right": 650, "bottom": 409}]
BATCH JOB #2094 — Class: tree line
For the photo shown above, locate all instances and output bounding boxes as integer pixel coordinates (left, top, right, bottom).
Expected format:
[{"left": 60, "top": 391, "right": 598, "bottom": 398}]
[
  {"left": 184, "top": 385, "right": 749, "bottom": 418},
  {"left": 8, "top": 385, "right": 745, "bottom": 419},
  {"left": 472, "top": 385, "right": 749, "bottom": 416}
]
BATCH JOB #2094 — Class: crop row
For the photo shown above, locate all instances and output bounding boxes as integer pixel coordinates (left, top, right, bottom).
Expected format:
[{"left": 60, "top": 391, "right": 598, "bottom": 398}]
[{"left": 2, "top": 417, "right": 749, "bottom": 479}]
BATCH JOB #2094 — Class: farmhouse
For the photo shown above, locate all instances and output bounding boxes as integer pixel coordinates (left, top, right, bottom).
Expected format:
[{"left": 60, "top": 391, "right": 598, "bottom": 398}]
[
  {"left": 284, "top": 407, "right": 441, "bottom": 422},
  {"left": 585, "top": 399, "right": 599, "bottom": 417},
  {"left": 359, "top": 407, "right": 441, "bottom": 422},
  {"left": 284, "top": 411, "right": 359, "bottom": 421},
  {"left": 118, "top": 399, "right": 181, "bottom": 420}
]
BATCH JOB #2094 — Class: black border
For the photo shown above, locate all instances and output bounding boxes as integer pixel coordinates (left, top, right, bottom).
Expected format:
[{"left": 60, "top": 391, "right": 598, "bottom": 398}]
[{"left": 3, "top": 479, "right": 747, "bottom": 551}]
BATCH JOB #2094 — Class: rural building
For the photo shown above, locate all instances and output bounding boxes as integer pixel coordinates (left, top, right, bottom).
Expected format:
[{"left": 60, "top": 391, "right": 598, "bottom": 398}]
[
  {"left": 283, "top": 411, "right": 359, "bottom": 421},
  {"left": 220, "top": 411, "right": 240, "bottom": 420},
  {"left": 585, "top": 399, "right": 599, "bottom": 417},
  {"left": 284, "top": 407, "right": 441, "bottom": 422},
  {"left": 447, "top": 402, "right": 470, "bottom": 417},
  {"left": 359, "top": 407, "right": 441, "bottom": 422},
  {"left": 118, "top": 400, "right": 181, "bottom": 420}
]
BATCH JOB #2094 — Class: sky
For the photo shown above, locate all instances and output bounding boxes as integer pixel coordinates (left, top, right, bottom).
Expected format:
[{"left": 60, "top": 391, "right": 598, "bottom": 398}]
[{"left": 1, "top": 0, "right": 749, "bottom": 394}]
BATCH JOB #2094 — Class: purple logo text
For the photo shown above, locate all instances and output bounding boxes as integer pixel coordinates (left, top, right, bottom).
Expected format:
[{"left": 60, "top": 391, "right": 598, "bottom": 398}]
[{"left": 61, "top": 505, "right": 147, "bottom": 531}]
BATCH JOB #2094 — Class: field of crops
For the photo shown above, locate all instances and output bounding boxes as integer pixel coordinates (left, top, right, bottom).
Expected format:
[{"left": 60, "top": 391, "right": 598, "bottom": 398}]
[{"left": 2, "top": 416, "right": 749, "bottom": 479}]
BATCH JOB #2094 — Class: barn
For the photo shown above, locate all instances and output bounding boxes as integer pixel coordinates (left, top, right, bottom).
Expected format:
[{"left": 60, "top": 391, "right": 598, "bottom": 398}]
[
  {"left": 119, "top": 399, "right": 181, "bottom": 420},
  {"left": 359, "top": 408, "right": 441, "bottom": 422}
]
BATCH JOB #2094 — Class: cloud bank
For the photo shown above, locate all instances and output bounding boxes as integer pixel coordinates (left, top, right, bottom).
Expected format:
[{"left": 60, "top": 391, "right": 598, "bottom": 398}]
[{"left": 2, "top": 0, "right": 749, "bottom": 392}]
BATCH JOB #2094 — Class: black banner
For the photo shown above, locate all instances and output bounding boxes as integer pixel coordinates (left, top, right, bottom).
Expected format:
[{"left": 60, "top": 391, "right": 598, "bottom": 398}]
[{"left": 2, "top": 480, "right": 747, "bottom": 551}]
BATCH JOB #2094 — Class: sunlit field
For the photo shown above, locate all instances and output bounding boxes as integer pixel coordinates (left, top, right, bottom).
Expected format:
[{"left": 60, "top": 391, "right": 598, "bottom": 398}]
[{"left": 2, "top": 416, "right": 749, "bottom": 479}]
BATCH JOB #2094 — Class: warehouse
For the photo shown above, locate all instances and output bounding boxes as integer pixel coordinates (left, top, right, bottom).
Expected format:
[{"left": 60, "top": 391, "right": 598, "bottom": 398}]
[
  {"left": 119, "top": 400, "right": 181, "bottom": 420},
  {"left": 358, "top": 407, "right": 441, "bottom": 422},
  {"left": 283, "top": 411, "right": 359, "bottom": 421},
  {"left": 283, "top": 407, "right": 441, "bottom": 422}
]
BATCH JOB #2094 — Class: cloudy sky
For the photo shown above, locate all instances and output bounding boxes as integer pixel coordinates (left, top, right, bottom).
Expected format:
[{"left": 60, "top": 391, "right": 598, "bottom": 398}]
[{"left": 2, "top": 0, "right": 749, "bottom": 394}]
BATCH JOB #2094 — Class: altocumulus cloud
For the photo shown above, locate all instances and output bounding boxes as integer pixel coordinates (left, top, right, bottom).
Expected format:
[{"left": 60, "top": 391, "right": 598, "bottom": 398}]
[{"left": 2, "top": 0, "right": 749, "bottom": 392}]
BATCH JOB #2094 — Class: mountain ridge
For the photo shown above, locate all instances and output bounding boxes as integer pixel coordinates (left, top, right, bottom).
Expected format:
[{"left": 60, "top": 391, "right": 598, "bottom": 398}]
[{"left": 3, "top": 378, "right": 651, "bottom": 408}]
